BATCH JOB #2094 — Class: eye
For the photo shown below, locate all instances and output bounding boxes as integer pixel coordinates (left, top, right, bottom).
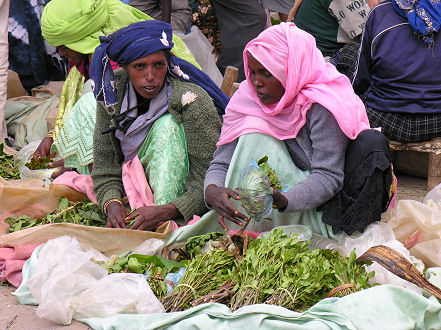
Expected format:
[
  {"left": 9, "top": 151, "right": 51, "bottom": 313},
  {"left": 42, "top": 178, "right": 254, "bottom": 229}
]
[
  {"left": 155, "top": 61, "right": 165, "bottom": 68},
  {"left": 134, "top": 63, "right": 145, "bottom": 70},
  {"left": 263, "top": 70, "right": 273, "bottom": 78}
]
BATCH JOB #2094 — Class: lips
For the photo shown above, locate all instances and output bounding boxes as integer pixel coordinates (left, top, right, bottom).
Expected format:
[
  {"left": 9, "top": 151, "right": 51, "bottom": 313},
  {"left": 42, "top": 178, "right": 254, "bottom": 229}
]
[
  {"left": 142, "top": 86, "right": 157, "bottom": 92},
  {"left": 256, "top": 91, "right": 266, "bottom": 99}
]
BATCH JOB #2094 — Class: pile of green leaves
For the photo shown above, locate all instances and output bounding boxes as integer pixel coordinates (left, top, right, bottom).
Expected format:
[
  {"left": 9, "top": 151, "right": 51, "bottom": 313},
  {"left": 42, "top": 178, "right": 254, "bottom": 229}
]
[
  {"left": 162, "top": 229, "right": 374, "bottom": 312},
  {"left": 25, "top": 156, "right": 52, "bottom": 170},
  {"left": 162, "top": 248, "right": 238, "bottom": 312},
  {"left": 257, "top": 156, "right": 283, "bottom": 190},
  {"left": 6, "top": 197, "right": 106, "bottom": 232},
  {"left": 230, "top": 229, "right": 374, "bottom": 311},
  {"left": 99, "top": 254, "right": 184, "bottom": 300},
  {"left": 0, "top": 144, "right": 20, "bottom": 180},
  {"left": 182, "top": 232, "right": 225, "bottom": 258}
]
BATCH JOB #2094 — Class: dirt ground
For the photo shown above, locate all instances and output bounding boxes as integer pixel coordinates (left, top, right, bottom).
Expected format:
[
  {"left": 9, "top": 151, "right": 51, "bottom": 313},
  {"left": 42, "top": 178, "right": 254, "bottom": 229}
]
[{"left": 0, "top": 173, "right": 429, "bottom": 329}]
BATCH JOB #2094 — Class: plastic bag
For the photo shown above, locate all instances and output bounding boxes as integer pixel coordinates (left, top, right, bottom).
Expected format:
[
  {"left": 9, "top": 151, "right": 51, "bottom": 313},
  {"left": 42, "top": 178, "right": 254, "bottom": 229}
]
[
  {"left": 26, "top": 236, "right": 165, "bottom": 325},
  {"left": 342, "top": 221, "right": 425, "bottom": 294},
  {"left": 236, "top": 160, "right": 273, "bottom": 221},
  {"left": 14, "top": 140, "right": 60, "bottom": 185}
]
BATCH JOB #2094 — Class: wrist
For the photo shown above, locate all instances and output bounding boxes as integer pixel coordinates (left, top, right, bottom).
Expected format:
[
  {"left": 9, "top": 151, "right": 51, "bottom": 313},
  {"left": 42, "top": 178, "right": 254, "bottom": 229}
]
[
  {"left": 158, "top": 203, "right": 181, "bottom": 221},
  {"left": 103, "top": 198, "right": 123, "bottom": 215}
]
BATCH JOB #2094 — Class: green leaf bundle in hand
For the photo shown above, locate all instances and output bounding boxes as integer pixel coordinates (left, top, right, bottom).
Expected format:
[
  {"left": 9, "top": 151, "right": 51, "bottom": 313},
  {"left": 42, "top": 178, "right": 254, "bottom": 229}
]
[{"left": 257, "top": 156, "right": 283, "bottom": 190}]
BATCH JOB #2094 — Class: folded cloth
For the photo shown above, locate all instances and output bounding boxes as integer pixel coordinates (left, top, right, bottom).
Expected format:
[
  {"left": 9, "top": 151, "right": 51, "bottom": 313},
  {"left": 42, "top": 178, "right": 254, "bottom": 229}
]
[{"left": 0, "top": 243, "right": 42, "bottom": 287}]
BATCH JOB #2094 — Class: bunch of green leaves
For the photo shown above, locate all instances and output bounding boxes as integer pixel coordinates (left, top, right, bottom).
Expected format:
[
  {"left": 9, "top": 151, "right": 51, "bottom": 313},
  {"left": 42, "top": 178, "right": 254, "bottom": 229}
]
[
  {"left": 230, "top": 229, "right": 374, "bottom": 311},
  {"left": 6, "top": 197, "right": 106, "bottom": 233},
  {"left": 257, "top": 156, "right": 283, "bottom": 190},
  {"left": 182, "top": 232, "right": 225, "bottom": 258},
  {"left": 162, "top": 248, "right": 238, "bottom": 312},
  {"left": 25, "top": 156, "right": 52, "bottom": 170},
  {"left": 230, "top": 229, "right": 309, "bottom": 310},
  {"left": 128, "top": 254, "right": 184, "bottom": 299},
  {"left": 0, "top": 144, "right": 20, "bottom": 180}
]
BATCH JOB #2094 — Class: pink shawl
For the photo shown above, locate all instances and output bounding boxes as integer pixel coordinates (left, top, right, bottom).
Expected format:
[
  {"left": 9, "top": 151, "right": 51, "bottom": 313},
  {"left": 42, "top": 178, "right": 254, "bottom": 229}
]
[{"left": 217, "top": 23, "right": 370, "bottom": 146}]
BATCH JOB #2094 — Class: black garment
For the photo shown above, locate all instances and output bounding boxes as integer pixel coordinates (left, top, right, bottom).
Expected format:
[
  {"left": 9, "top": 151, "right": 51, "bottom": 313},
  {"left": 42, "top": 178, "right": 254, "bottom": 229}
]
[
  {"left": 212, "top": 0, "right": 267, "bottom": 81},
  {"left": 366, "top": 105, "right": 441, "bottom": 143},
  {"left": 321, "top": 129, "right": 393, "bottom": 235}
]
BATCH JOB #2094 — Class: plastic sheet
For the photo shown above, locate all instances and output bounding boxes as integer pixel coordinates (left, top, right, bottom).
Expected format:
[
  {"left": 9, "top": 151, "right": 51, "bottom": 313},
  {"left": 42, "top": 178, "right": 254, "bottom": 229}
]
[
  {"left": 14, "top": 140, "right": 60, "bottom": 185},
  {"left": 236, "top": 160, "right": 273, "bottom": 221},
  {"left": 26, "top": 236, "right": 165, "bottom": 325},
  {"left": 343, "top": 221, "right": 425, "bottom": 294}
]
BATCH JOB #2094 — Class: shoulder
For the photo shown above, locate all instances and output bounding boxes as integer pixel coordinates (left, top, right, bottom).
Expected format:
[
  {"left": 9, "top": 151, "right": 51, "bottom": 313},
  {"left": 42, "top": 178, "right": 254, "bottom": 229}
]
[{"left": 168, "top": 76, "right": 216, "bottom": 111}]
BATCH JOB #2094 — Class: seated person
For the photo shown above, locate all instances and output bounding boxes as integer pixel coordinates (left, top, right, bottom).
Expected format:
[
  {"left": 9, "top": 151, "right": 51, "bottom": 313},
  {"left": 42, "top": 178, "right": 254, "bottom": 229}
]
[
  {"left": 353, "top": 0, "right": 441, "bottom": 143},
  {"left": 205, "top": 22, "right": 393, "bottom": 236},
  {"left": 290, "top": 0, "right": 370, "bottom": 79},
  {"left": 90, "top": 20, "right": 226, "bottom": 231},
  {"left": 33, "top": 0, "right": 199, "bottom": 175}
]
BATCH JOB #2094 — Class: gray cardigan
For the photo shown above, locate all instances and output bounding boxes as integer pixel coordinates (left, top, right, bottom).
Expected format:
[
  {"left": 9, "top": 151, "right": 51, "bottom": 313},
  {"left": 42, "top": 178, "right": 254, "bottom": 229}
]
[{"left": 204, "top": 103, "right": 349, "bottom": 212}]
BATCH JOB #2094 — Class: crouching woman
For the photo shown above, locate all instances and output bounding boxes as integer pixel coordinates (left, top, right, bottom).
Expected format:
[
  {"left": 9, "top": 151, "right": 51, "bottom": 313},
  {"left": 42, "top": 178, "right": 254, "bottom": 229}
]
[{"left": 90, "top": 21, "right": 226, "bottom": 231}]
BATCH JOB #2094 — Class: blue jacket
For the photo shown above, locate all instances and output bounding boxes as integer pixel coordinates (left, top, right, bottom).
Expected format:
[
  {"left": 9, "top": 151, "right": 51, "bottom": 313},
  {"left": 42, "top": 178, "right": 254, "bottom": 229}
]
[{"left": 353, "top": 1, "right": 441, "bottom": 114}]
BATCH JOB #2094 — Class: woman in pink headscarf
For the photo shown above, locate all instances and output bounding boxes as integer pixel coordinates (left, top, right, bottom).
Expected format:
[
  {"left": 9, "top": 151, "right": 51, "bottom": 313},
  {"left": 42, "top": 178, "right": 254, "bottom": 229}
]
[{"left": 204, "top": 22, "right": 394, "bottom": 235}]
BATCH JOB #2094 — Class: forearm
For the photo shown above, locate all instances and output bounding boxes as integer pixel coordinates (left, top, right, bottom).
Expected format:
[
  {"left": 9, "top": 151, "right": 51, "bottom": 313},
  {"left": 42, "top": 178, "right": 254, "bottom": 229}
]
[
  {"left": 203, "top": 141, "right": 236, "bottom": 195},
  {"left": 92, "top": 103, "right": 124, "bottom": 207}
]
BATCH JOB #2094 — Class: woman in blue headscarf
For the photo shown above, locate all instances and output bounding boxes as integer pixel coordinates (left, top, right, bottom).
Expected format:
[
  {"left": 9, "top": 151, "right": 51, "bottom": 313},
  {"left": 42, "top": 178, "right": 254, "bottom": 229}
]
[{"left": 90, "top": 20, "right": 228, "bottom": 231}]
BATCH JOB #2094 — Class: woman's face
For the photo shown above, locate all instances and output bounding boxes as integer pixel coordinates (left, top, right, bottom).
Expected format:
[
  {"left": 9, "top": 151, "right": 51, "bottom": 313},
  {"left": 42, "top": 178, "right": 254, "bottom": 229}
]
[
  {"left": 58, "top": 45, "right": 88, "bottom": 62},
  {"left": 125, "top": 50, "right": 168, "bottom": 100},
  {"left": 247, "top": 53, "right": 285, "bottom": 105}
]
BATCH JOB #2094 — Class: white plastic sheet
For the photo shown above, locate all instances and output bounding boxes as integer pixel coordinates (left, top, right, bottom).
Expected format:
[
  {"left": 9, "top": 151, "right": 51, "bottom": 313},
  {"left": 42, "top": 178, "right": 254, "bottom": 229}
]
[
  {"left": 342, "top": 221, "right": 425, "bottom": 294},
  {"left": 26, "top": 236, "right": 165, "bottom": 325}
]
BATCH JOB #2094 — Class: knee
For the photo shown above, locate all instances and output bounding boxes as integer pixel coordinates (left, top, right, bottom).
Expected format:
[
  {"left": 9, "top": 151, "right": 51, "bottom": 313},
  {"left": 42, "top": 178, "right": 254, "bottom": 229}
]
[{"left": 347, "top": 129, "right": 391, "bottom": 162}]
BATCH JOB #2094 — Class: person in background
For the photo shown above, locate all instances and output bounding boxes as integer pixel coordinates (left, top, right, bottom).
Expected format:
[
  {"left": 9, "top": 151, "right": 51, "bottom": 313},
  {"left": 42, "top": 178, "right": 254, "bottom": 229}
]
[
  {"left": 204, "top": 23, "right": 393, "bottom": 237},
  {"left": 128, "top": 0, "right": 192, "bottom": 34},
  {"left": 33, "top": 0, "right": 199, "bottom": 177},
  {"left": 211, "top": 0, "right": 267, "bottom": 81},
  {"left": 290, "top": 0, "right": 370, "bottom": 79},
  {"left": 353, "top": 0, "right": 441, "bottom": 143},
  {"left": 261, "top": 0, "right": 293, "bottom": 22},
  {"left": 90, "top": 20, "right": 226, "bottom": 230}
]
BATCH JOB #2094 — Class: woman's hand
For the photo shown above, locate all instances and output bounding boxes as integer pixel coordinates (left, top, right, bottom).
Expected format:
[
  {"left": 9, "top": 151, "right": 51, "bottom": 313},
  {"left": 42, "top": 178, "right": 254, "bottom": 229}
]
[
  {"left": 126, "top": 204, "right": 180, "bottom": 231},
  {"left": 272, "top": 187, "right": 288, "bottom": 211},
  {"left": 33, "top": 136, "right": 55, "bottom": 158},
  {"left": 205, "top": 184, "right": 248, "bottom": 231},
  {"left": 49, "top": 159, "right": 75, "bottom": 179},
  {"left": 106, "top": 202, "right": 128, "bottom": 228}
]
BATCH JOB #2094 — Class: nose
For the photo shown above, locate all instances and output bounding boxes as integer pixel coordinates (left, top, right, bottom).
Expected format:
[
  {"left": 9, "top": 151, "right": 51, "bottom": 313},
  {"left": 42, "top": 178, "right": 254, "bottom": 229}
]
[
  {"left": 58, "top": 47, "right": 66, "bottom": 57},
  {"left": 144, "top": 66, "right": 155, "bottom": 82},
  {"left": 252, "top": 75, "right": 263, "bottom": 89}
]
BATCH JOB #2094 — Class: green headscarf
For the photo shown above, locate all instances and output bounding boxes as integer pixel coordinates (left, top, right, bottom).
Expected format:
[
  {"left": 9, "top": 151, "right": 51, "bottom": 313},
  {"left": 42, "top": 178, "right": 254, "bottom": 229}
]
[{"left": 41, "top": 0, "right": 200, "bottom": 68}]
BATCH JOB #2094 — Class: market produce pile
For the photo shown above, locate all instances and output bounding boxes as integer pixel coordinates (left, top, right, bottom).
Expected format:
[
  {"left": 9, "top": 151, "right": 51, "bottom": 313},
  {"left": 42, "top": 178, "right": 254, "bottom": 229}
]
[
  {"left": 6, "top": 197, "right": 107, "bottom": 232},
  {"left": 98, "top": 229, "right": 375, "bottom": 313},
  {"left": 0, "top": 143, "right": 20, "bottom": 180}
]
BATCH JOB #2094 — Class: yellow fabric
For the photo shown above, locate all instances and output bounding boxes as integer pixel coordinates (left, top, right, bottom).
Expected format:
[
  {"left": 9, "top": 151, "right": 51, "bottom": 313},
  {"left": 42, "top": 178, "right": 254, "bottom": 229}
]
[
  {"left": 41, "top": 0, "right": 199, "bottom": 68},
  {"left": 53, "top": 67, "right": 85, "bottom": 140}
]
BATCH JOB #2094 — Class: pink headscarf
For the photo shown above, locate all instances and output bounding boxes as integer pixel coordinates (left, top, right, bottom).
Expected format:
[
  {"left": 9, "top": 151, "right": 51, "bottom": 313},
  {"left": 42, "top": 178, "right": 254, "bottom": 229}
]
[{"left": 217, "top": 22, "right": 370, "bottom": 147}]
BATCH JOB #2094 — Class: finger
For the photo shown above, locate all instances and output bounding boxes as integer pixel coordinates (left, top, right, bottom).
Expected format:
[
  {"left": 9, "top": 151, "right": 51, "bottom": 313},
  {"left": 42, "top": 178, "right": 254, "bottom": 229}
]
[
  {"left": 50, "top": 159, "right": 64, "bottom": 168},
  {"left": 221, "top": 212, "right": 245, "bottom": 226},
  {"left": 124, "top": 211, "right": 138, "bottom": 222},
  {"left": 218, "top": 216, "right": 229, "bottom": 231},
  {"left": 33, "top": 151, "right": 41, "bottom": 158},
  {"left": 109, "top": 216, "right": 120, "bottom": 228},
  {"left": 51, "top": 169, "right": 63, "bottom": 179},
  {"left": 130, "top": 217, "right": 143, "bottom": 230},
  {"left": 229, "top": 189, "right": 241, "bottom": 200}
]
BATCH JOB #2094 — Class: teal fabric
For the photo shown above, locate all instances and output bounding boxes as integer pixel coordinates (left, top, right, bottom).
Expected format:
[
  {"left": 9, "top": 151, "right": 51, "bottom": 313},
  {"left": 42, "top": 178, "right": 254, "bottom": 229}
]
[
  {"left": 138, "top": 113, "right": 189, "bottom": 206},
  {"left": 52, "top": 92, "right": 96, "bottom": 175},
  {"left": 78, "top": 285, "right": 441, "bottom": 329},
  {"left": 166, "top": 133, "right": 339, "bottom": 246}
]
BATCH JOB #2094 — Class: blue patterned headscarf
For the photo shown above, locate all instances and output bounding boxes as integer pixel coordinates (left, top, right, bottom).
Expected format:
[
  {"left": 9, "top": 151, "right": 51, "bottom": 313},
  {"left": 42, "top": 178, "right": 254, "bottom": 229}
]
[
  {"left": 393, "top": 0, "right": 441, "bottom": 47},
  {"left": 90, "top": 20, "right": 228, "bottom": 114}
]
